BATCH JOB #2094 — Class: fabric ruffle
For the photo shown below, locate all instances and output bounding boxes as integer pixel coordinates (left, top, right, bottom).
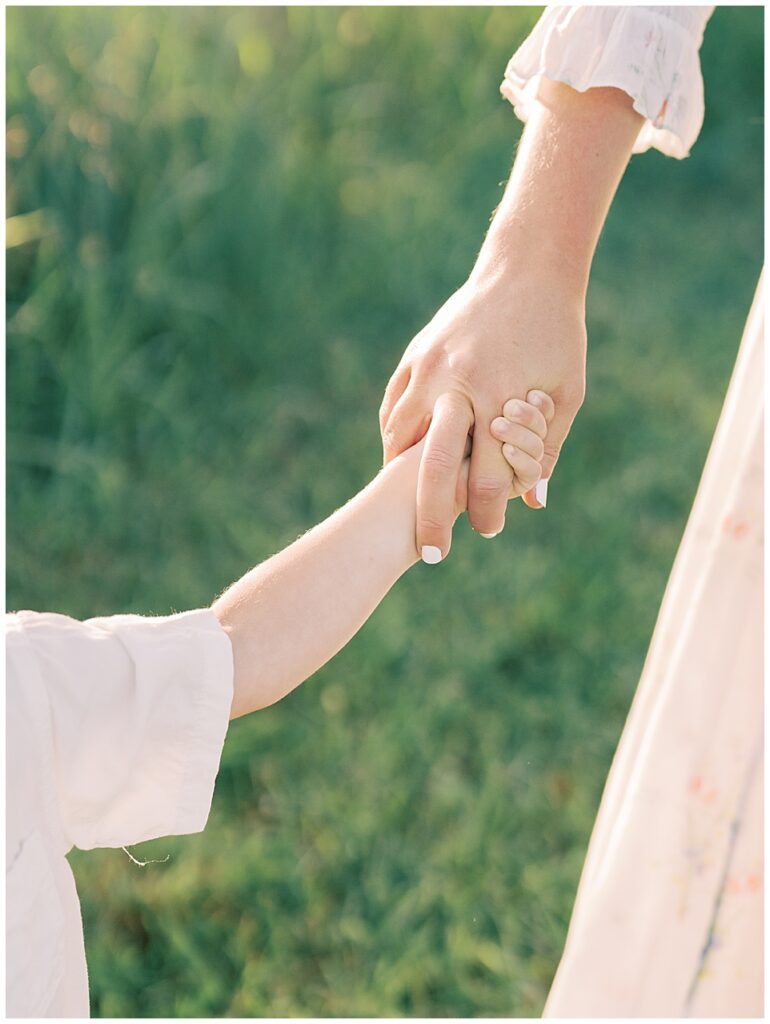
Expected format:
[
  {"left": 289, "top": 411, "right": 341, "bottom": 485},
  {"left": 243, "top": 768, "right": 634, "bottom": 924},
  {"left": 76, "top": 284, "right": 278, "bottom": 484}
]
[{"left": 501, "top": 5, "right": 714, "bottom": 159}]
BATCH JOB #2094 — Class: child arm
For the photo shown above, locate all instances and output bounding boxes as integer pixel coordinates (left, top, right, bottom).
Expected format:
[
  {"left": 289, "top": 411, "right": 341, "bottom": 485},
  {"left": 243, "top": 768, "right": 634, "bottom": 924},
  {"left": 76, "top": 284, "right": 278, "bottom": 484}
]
[
  {"left": 213, "top": 447, "right": 424, "bottom": 719},
  {"left": 214, "top": 389, "right": 553, "bottom": 720}
]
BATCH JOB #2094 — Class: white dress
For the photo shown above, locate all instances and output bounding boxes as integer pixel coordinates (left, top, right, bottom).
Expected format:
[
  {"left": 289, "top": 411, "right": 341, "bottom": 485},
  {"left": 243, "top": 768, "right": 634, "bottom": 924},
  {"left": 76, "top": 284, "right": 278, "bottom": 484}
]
[
  {"left": 6, "top": 608, "right": 233, "bottom": 1017},
  {"left": 502, "top": 6, "right": 764, "bottom": 1017}
]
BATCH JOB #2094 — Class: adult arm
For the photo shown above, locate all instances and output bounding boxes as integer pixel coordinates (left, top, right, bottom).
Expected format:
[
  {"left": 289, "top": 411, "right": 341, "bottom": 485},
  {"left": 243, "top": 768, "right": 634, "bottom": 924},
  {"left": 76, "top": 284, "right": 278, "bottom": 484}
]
[
  {"left": 380, "top": 79, "right": 643, "bottom": 557},
  {"left": 381, "top": 5, "right": 714, "bottom": 560}
]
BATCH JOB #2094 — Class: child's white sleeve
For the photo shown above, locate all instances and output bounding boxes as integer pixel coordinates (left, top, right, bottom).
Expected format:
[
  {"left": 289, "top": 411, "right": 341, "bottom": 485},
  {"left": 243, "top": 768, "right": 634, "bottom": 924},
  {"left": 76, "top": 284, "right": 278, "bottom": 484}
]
[{"left": 7, "top": 607, "right": 233, "bottom": 852}]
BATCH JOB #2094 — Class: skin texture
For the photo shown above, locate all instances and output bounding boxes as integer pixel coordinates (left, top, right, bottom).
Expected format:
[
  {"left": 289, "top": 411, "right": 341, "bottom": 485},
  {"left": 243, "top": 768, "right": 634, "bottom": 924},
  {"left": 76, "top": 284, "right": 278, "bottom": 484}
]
[
  {"left": 214, "top": 393, "right": 553, "bottom": 720},
  {"left": 380, "top": 79, "right": 645, "bottom": 559}
]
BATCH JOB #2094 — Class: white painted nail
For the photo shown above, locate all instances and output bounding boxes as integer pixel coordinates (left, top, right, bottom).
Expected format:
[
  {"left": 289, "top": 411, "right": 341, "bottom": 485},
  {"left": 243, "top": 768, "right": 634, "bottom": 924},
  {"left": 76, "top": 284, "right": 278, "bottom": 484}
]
[
  {"left": 421, "top": 545, "right": 443, "bottom": 564},
  {"left": 480, "top": 532, "right": 498, "bottom": 539},
  {"left": 534, "top": 478, "right": 549, "bottom": 508}
]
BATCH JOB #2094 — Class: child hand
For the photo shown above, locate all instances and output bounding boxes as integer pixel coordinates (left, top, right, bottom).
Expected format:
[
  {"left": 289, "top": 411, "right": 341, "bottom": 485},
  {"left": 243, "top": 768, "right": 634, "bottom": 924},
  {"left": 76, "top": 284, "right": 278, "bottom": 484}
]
[
  {"left": 450, "top": 389, "right": 555, "bottom": 522},
  {"left": 394, "top": 388, "right": 554, "bottom": 558},
  {"left": 489, "top": 389, "right": 555, "bottom": 503}
]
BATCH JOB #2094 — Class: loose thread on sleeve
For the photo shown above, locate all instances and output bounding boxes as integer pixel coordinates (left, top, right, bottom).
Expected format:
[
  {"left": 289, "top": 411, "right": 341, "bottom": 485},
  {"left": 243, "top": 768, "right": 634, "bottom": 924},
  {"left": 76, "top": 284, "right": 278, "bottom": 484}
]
[{"left": 121, "top": 845, "right": 171, "bottom": 868}]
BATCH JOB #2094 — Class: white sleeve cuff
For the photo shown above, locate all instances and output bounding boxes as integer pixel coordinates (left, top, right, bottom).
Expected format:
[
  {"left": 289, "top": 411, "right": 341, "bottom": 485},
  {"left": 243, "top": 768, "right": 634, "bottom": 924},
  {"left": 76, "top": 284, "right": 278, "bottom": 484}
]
[
  {"left": 166, "top": 609, "right": 235, "bottom": 839},
  {"left": 50, "top": 606, "right": 234, "bottom": 850},
  {"left": 501, "top": 6, "right": 714, "bottom": 159}
]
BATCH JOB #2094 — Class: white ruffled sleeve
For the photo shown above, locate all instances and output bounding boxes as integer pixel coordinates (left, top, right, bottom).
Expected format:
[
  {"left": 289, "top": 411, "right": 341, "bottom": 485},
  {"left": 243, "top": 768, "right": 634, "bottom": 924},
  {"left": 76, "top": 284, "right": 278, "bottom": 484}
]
[{"left": 501, "top": 5, "right": 715, "bottom": 159}]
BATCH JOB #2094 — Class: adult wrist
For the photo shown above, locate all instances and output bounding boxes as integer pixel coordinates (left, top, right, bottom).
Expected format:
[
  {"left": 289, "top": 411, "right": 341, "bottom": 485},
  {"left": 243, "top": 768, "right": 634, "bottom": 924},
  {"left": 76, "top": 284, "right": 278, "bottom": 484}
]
[
  {"left": 471, "top": 219, "right": 591, "bottom": 303},
  {"left": 468, "top": 238, "right": 589, "bottom": 317}
]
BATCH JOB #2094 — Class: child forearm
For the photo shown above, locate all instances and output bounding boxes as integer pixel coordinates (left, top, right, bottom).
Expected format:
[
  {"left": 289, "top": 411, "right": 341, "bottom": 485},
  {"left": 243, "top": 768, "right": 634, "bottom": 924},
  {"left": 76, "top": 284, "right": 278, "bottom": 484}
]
[{"left": 213, "top": 450, "right": 420, "bottom": 719}]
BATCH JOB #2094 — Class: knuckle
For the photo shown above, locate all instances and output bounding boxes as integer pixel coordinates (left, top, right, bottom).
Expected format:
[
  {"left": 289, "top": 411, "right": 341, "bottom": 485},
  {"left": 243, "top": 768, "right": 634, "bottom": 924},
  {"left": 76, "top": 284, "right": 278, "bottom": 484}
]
[
  {"left": 437, "top": 396, "right": 472, "bottom": 434},
  {"left": 417, "top": 513, "right": 447, "bottom": 533},
  {"left": 445, "top": 350, "right": 477, "bottom": 388},
  {"left": 418, "top": 346, "right": 443, "bottom": 376},
  {"left": 469, "top": 475, "right": 509, "bottom": 504},
  {"left": 442, "top": 388, "right": 473, "bottom": 417},
  {"left": 504, "top": 398, "right": 529, "bottom": 422},
  {"left": 422, "top": 445, "right": 457, "bottom": 482},
  {"left": 381, "top": 423, "right": 402, "bottom": 454},
  {"left": 508, "top": 428, "right": 543, "bottom": 463}
]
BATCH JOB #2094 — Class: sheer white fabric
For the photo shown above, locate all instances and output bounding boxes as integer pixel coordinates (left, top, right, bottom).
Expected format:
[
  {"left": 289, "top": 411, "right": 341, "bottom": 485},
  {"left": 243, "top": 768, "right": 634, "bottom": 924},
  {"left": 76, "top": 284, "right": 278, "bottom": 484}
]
[
  {"left": 501, "top": 5, "right": 715, "bottom": 158},
  {"left": 6, "top": 608, "right": 233, "bottom": 1017},
  {"left": 545, "top": 278, "right": 764, "bottom": 1016},
  {"left": 502, "top": 13, "right": 763, "bottom": 1011}
]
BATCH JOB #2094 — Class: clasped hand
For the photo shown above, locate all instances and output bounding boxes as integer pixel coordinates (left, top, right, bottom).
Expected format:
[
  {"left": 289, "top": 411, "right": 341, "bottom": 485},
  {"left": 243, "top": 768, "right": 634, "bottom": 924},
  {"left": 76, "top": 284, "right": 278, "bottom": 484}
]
[{"left": 379, "top": 273, "right": 587, "bottom": 560}]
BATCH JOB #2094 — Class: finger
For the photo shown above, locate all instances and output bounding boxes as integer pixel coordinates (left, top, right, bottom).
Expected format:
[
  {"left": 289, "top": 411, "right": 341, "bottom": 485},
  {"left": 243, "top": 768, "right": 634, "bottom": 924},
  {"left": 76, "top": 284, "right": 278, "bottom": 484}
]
[
  {"left": 381, "top": 384, "right": 431, "bottom": 464},
  {"left": 521, "top": 399, "right": 577, "bottom": 509},
  {"left": 379, "top": 364, "right": 411, "bottom": 435},
  {"left": 416, "top": 391, "right": 473, "bottom": 562},
  {"left": 467, "top": 420, "right": 514, "bottom": 537},
  {"left": 501, "top": 444, "right": 543, "bottom": 497},
  {"left": 501, "top": 397, "right": 548, "bottom": 439},
  {"left": 454, "top": 447, "right": 471, "bottom": 518},
  {"left": 526, "top": 389, "right": 556, "bottom": 426},
  {"left": 490, "top": 417, "right": 545, "bottom": 462}
]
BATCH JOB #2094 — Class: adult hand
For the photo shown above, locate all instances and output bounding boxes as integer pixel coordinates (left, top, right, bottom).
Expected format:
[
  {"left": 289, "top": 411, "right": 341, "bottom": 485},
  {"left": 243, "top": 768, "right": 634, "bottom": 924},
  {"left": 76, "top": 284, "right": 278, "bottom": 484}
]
[{"left": 380, "top": 268, "right": 586, "bottom": 557}]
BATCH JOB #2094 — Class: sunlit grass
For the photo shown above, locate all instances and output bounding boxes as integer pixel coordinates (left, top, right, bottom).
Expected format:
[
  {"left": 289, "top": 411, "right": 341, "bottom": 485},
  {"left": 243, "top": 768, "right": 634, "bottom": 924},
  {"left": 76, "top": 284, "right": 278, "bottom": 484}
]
[{"left": 6, "top": 6, "right": 762, "bottom": 1016}]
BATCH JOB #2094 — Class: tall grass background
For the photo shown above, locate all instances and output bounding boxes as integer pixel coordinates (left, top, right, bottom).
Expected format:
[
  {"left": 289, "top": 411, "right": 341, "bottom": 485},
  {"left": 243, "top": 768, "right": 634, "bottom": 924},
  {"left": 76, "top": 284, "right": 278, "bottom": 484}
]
[{"left": 6, "top": 6, "right": 763, "bottom": 1016}]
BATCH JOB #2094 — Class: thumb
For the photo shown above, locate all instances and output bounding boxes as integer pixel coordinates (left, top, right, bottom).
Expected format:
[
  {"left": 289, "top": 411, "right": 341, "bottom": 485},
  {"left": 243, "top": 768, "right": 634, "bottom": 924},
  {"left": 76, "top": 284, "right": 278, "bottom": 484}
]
[
  {"left": 521, "top": 398, "right": 577, "bottom": 509},
  {"left": 521, "top": 442, "right": 559, "bottom": 509}
]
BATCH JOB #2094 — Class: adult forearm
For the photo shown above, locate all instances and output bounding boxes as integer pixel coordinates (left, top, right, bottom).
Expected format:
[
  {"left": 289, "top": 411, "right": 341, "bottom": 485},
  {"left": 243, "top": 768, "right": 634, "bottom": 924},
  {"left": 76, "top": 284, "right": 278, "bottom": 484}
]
[
  {"left": 474, "top": 80, "right": 645, "bottom": 297},
  {"left": 213, "top": 453, "right": 419, "bottom": 719}
]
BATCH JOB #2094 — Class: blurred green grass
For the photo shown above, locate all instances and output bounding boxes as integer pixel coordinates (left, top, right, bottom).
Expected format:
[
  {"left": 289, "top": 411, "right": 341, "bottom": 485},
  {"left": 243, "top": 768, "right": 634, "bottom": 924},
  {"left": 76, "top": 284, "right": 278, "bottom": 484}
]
[{"left": 6, "top": 5, "right": 763, "bottom": 1017}]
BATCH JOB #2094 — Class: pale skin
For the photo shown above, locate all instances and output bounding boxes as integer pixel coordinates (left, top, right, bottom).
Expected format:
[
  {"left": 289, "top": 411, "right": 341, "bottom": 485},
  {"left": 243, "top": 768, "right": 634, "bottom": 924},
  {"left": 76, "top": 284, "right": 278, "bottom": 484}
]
[
  {"left": 379, "top": 79, "right": 645, "bottom": 559},
  {"left": 214, "top": 392, "right": 554, "bottom": 719}
]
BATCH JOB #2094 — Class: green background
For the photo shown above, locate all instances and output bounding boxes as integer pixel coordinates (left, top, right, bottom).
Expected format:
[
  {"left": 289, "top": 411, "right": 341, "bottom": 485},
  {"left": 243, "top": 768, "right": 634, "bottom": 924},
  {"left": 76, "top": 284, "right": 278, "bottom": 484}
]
[{"left": 6, "top": 5, "right": 763, "bottom": 1017}]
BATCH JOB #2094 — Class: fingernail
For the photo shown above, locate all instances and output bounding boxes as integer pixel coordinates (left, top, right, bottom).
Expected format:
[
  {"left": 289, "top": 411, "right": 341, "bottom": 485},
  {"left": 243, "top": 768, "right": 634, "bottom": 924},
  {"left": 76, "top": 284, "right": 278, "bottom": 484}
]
[
  {"left": 480, "top": 532, "right": 498, "bottom": 539},
  {"left": 534, "top": 478, "right": 549, "bottom": 508},
  {"left": 421, "top": 545, "right": 443, "bottom": 564}
]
